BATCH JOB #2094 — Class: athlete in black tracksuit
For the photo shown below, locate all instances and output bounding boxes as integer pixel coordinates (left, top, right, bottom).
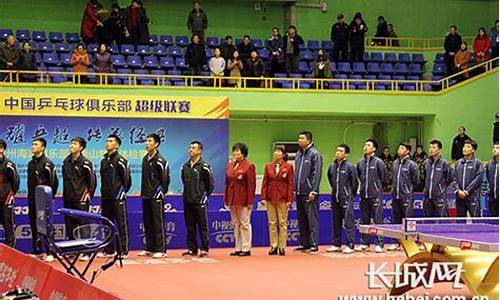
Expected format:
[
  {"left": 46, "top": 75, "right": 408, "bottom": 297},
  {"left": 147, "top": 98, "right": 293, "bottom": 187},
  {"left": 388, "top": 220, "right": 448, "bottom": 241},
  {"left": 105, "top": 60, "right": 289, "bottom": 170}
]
[
  {"left": 27, "top": 152, "right": 58, "bottom": 254},
  {"left": 141, "top": 151, "right": 170, "bottom": 254},
  {"left": 100, "top": 151, "right": 131, "bottom": 256},
  {"left": 0, "top": 140, "right": 19, "bottom": 248},
  {"left": 62, "top": 152, "right": 97, "bottom": 240},
  {"left": 181, "top": 156, "right": 214, "bottom": 255}
]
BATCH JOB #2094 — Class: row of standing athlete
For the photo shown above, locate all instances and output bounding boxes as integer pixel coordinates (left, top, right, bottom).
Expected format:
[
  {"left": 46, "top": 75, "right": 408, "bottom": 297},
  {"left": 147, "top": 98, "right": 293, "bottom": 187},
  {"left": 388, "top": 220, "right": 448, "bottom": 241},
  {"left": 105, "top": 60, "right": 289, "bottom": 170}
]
[{"left": 0, "top": 132, "right": 497, "bottom": 259}]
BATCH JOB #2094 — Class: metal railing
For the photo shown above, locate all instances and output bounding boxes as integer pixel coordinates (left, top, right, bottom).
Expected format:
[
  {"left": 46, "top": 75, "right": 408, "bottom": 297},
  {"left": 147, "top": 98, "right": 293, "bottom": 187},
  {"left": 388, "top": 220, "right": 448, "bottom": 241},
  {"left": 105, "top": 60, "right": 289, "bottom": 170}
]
[
  {"left": 364, "top": 36, "right": 476, "bottom": 51},
  {"left": 0, "top": 57, "right": 497, "bottom": 95}
]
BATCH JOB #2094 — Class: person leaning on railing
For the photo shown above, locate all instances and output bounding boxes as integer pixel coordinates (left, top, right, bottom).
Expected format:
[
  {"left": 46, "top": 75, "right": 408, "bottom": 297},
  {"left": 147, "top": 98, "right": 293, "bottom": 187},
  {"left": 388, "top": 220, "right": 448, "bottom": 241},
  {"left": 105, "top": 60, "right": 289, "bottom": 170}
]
[
  {"left": 208, "top": 47, "right": 225, "bottom": 86},
  {"left": 18, "top": 41, "right": 37, "bottom": 82},
  {"left": 227, "top": 50, "right": 243, "bottom": 88},
  {"left": 454, "top": 41, "right": 471, "bottom": 78},
  {"left": 312, "top": 48, "right": 332, "bottom": 88},
  {"left": 71, "top": 43, "right": 90, "bottom": 84},
  {"left": 185, "top": 33, "right": 206, "bottom": 77},
  {"left": 473, "top": 27, "right": 491, "bottom": 63},
  {"left": 0, "top": 35, "right": 18, "bottom": 82},
  {"left": 245, "top": 50, "right": 265, "bottom": 88}
]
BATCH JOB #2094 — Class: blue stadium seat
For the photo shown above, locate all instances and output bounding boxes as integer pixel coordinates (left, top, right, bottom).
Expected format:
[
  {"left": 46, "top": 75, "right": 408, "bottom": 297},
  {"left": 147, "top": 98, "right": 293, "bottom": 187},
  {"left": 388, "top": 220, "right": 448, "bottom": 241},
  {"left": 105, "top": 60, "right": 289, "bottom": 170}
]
[
  {"left": 335, "top": 73, "right": 348, "bottom": 79},
  {"left": 380, "top": 63, "right": 395, "bottom": 75},
  {"left": 151, "top": 69, "right": 166, "bottom": 77},
  {"left": 384, "top": 52, "right": 397, "bottom": 63},
  {"left": 66, "top": 32, "right": 80, "bottom": 44},
  {"left": 432, "top": 63, "right": 446, "bottom": 75},
  {"left": 337, "top": 62, "right": 352, "bottom": 74},
  {"left": 120, "top": 44, "right": 136, "bottom": 55},
  {"left": 252, "top": 39, "right": 263, "bottom": 49},
  {"left": 412, "top": 53, "right": 426, "bottom": 64},
  {"left": 367, "top": 62, "right": 380, "bottom": 74},
  {"left": 363, "top": 52, "right": 369, "bottom": 62},
  {"left": 55, "top": 43, "right": 71, "bottom": 53},
  {"left": 38, "top": 42, "right": 53, "bottom": 52},
  {"left": 60, "top": 53, "right": 72, "bottom": 66},
  {"left": 258, "top": 49, "right": 268, "bottom": 60},
  {"left": 364, "top": 74, "right": 377, "bottom": 80},
  {"left": 307, "top": 40, "right": 320, "bottom": 51},
  {"left": 87, "top": 43, "right": 98, "bottom": 54},
  {"left": 431, "top": 75, "right": 443, "bottom": 89},
  {"left": 149, "top": 34, "right": 159, "bottom": 45},
  {"left": 378, "top": 74, "right": 391, "bottom": 88},
  {"left": 352, "top": 62, "right": 367, "bottom": 74},
  {"left": 328, "top": 82, "right": 342, "bottom": 90},
  {"left": 408, "top": 63, "right": 424, "bottom": 75},
  {"left": 321, "top": 41, "right": 333, "bottom": 51},
  {"left": 42, "top": 53, "right": 59, "bottom": 66},
  {"left": 206, "top": 37, "right": 219, "bottom": 48},
  {"left": 35, "top": 53, "right": 42, "bottom": 64},
  {"left": 274, "top": 73, "right": 289, "bottom": 87},
  {"left": 398, "top": 53, "right": 411, "bottom": 64},
  {"left": 176, "top": 36, "right": 189, "bottom": 47},
  {"left": 370, "top": 52, "right": 383, "bottom": 63},
  {"left": 32, "top": 31, "right": 47, "bottom": 42},
  {"left": 168, "top": 69, "right": 183, "bottom": 81},
  {"left": 330, "top": 62, "right": 337, "bottom": 73},
  {"left": 109, "top": 44, "right": 119, "bottom": 54},
  {"left": 160, "top": 56, "right": 175, "bottom": 69},
  {"left": 16, "top": 29, "right": 30, "bottom": 41},
  {"left": 434, "top": 53, "right": 445, "bottom": 63},
  {"left": 299, "top": 50, "right": 314, "bottom": 61},
  {"left": 168, "top": 46, "right": 183, "bottom": 57},
  {"left": 144, "top": 55, "right": 159, "bottom": 68},
  {"left": 49, "top": 32, "right": 64, "bottom": 43},
  {"left": 153, "top": 45, "right": 167, "bottom": 56},
  {"left": 111, "top": 54, "right": 126, "bottom": 67},
  {"left": 136, "top": 45, "right": 151, "bottom": 56},
  {"left": 160, "top": 35, "right": 173, "bottom": 46},
  {"left": 299, "top": 61, "right": 310, "bottom": 73},
  {"left": 175, "top": 57, "right": 187, "bottom": 69},
  {"left": 205, "top": 48, "right": 214, "bottom": 58},
  {"left": 134, "top": 69, "right": 149, "bottom": 80},
  {"left": 394, "top": 63, "right": 409, "bottom": 75},
  {"left": 126, "top": 55, "right": 142, "bottom": 68},
  {"left": 0, "top": 29, "right": 13, "bottom": 41}
]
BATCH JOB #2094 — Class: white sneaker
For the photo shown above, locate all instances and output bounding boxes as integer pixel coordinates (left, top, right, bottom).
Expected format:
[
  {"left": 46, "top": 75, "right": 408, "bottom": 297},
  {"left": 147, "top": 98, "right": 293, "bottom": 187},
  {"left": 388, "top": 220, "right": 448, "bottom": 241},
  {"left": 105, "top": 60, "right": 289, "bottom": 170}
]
[
  {"left": 325, "top": 245, "right": 341, "bottom": 252},
  {"left": 44, "top": 254, "right": 55, "bottom": 262},
  {"left": 79, "top": 255, "right": 90, "bottom": 261},
  {"left": 354, "top": 245, "right": 369, "bottom": 252},
  {"left": 152, "top": 252, "right": 166, "bottom": 259},
  {"left": 387, "top": 244, "right": 400, "bottom": 251},
  {"left": 375, "top": 245, "right": 384, "bottom": 253},
  {"left": 97, "top": 252, "right": 116, "bottom": 258},
  {"left": 119, "top": 254, "right": 128, "bottom": 260},
  {"left": 138, "top": 250, "right": 152, "bottom": 257},
  {"left": 342, "top": 246, "right": 354, "bottom": 254}
]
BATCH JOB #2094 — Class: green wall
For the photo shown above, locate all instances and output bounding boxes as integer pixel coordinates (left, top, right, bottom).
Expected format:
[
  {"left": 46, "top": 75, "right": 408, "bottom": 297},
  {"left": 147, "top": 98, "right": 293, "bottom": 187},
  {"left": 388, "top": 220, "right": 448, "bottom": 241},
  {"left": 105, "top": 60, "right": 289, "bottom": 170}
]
[
  {"left": 1, "top": 0, "right": 498, "bottom": 41},
  {"left": 1, "top": 71, "right": 496, "bottom": 192}
]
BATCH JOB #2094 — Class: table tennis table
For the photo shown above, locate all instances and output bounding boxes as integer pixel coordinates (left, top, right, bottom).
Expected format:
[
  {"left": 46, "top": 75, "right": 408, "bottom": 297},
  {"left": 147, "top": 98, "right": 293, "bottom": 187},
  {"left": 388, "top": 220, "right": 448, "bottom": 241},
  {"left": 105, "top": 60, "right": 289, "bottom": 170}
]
[{"left": 360, "top": 218, "right": 499, "bottom": 298}]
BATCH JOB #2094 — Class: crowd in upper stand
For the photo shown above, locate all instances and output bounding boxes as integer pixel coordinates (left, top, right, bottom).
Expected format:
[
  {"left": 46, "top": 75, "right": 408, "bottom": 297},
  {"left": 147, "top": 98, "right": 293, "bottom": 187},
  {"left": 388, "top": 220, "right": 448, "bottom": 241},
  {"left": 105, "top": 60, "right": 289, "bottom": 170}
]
[{"left": 0, "top": 0, "right": 498, "bottom": 88}]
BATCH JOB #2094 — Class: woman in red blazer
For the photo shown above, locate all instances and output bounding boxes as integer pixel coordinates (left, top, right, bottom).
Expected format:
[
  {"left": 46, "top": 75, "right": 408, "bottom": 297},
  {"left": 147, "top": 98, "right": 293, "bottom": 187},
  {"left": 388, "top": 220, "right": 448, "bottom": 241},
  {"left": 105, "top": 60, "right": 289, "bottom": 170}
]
[
  {"left": 260, "top": 145, "right": 294, "bottom": 256},
  {"left": 473, "top": 27, "right": 491, "bottom": 62},
  {"left": 224, "top": 143, "right": 256, "bottom": 257}
]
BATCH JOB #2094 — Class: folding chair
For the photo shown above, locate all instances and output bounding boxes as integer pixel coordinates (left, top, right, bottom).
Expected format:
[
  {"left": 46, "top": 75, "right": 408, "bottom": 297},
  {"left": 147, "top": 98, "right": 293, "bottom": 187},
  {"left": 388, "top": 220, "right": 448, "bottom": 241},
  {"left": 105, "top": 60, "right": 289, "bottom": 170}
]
[{"left": 35, "top": 185, "right": 121, "bottom": 283}]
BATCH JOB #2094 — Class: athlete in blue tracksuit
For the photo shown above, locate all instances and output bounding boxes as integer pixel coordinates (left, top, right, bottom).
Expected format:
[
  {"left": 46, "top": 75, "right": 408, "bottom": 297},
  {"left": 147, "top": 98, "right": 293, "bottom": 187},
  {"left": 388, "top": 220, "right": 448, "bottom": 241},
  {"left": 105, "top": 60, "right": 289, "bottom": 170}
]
[
  {"left": 356, "top": 139, "right": 386, "bottom": 252},
  {"left": 389, "top": 143, "right": 419, "bottom": 250},
  {"left": 294, "top": 131, "right": 322, "bottom": 254},
  {"left": 423, "top": 140, "right": 454, "bottom": 217},
  {"left": 486, "top": 143, "right": 499, "bottom": 217},
  {"left": 454, "top": 140, "right": 484, "bottom": 217},
  {"left": 326, "top": 144, "right": 358, "bottom": 253}
]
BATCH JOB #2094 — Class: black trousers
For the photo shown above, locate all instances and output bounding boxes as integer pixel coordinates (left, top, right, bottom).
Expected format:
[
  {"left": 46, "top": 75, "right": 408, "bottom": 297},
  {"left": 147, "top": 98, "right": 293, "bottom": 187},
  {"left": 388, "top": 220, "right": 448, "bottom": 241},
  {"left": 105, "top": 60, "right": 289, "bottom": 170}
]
[
  {"left": 332, "top": 42, "right": 348, "bottom": 62},
  {"left": 391, "top": 198, "right": 414, "bottom": 244},
  {"left": 184, "top": 203, "right": 209, "bottom": 252},
  {"left": 0, "top": 201, "right": 15, "bottom": 248},
  {"left": 142, "top": 198, "right": 165, "bottom": 253},
  {"left": 331, "top": 198, "right": 354, "bottom": 248},
  {"left": 285, "top": 54, "right": 299, "bottom": 74},
  {"left": 444, "top": 53, "right": 456, "bottom": 75},
  {"left": 360, "top": 198, "right": 384, "bottom": 247},
  {"left": 350, "top": 46, "right": 364, "bottom": 62},
  {"left": 456, "top": 195, "right": 481, "bottom": 217},
  {"left": 28, "top": 202, "right": 43, "bottom": 254},
  {"left": 296, "top": 195, "right": 319, "bottom": 248},
  {"left": 489, "top": 197, "right": 499, "bottom": 217},
  {"left": 423, "top": 198, "right": 448, "bottom": 217},
  {"left": 63, "top": 201, "right": 89, "bottom": 240},
  {"left": 102, "top": 199, "right": 129, "bottom": 255}
]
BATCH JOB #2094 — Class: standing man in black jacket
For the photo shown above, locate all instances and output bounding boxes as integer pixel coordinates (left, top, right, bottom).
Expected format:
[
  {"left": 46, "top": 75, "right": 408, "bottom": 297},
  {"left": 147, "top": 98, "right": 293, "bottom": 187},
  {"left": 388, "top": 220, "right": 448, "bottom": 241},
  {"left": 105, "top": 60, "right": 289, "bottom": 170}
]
[
  {"left": 62, "top": 137, "right": 96, "bottom": 247},
  {"left": 451, "top": 126, "right": 471, "bottom": 161},
  {"left": 0, "top": 139, "right": 19, "bottom": 248},
  {"left": 181, "top": 141, "right": 214, "bottom": 258},
  {"left": 27, "top": 137, "right": 58, "bottom": 259},
  {"left": 349, "top": 13, "right": 368, "bottom": 62},
  {"left": 187, "top": 1, "right": 208, "bottom": 42},
  {"left": 283, "top": 25, "right": 304, "bottom": 74},
  {"left": 444, "top": 25, "right": 462, "bottom": 75},
  {"left": 331, "top": 13, "right": 349, "bottom": 62},
  {"left": 139, "top": 133, "right": 170, "bottom": 259},
  {"left": 98, "top": 134, "right": 131, "bottom": 258}
]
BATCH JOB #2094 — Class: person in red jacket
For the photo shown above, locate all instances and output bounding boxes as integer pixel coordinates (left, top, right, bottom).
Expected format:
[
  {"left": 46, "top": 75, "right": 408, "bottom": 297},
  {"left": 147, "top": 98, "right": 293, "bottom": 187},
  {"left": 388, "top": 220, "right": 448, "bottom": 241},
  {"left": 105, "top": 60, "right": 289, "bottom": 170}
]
[
  {"left": 80, "top": 0, "right": 103, "bottom": 45},
  {"left": 224, "top": 143, "right": 256, "bottom": 257},
  {"left": 473, "top": 27, "right": 491, "bottom": 63},
  {"left": 260, "top": 145, "right": 294, "bottom": 256}
]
